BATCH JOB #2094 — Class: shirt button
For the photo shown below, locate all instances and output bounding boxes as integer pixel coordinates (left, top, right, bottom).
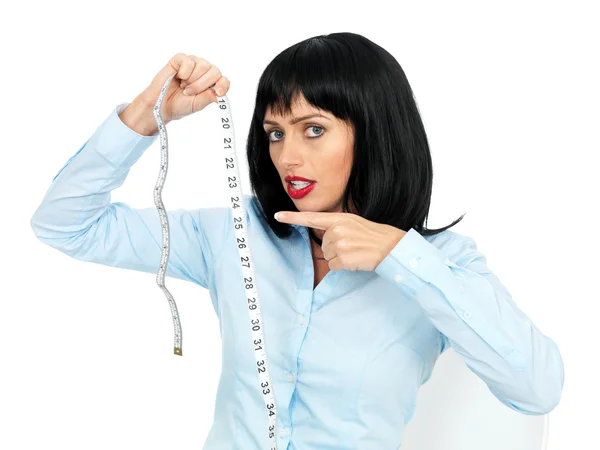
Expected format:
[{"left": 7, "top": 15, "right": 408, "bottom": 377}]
[
  {"left": 280, "top": 427, "right": 288, "bottom": 437},
  {"left": 463, "top": 311, "right": 472, "bottom": 319},
  {"left": 409, "top": 258, "right": 419, "bottom": 268},
  {"left": 299, "top": 317, "right": 305, "bottom": 326},
  {"left": 286, "top": 373, "right": 294, "bottom": 382},
  {"left": 394, "top": 274, "right": 404, "bottom": 283}
]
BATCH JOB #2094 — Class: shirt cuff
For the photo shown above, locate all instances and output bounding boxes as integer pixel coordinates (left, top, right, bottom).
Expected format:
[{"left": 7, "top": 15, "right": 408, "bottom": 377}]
[
  {"left": 374, "top": 227, "right": 443, "bottom": 298},
  {"left": 87, "top": 102, "right": 160, "bottom": 168}
]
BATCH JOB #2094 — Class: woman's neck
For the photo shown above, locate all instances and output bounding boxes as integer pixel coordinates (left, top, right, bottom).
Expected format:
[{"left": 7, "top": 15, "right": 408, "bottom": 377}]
[{"left": 310, "top": 235, "right": 327, "bottom": 260}]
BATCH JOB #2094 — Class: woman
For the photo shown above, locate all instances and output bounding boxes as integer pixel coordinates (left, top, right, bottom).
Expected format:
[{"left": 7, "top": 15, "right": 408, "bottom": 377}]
[{"left": 30, "top": 32, "right": 564, "bottom": 449}]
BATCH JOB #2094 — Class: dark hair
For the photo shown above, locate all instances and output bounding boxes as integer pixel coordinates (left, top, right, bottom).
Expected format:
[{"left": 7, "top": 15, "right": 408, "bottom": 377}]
[{"left": 246, "top": 32, "right": 465, "bottom": 247}]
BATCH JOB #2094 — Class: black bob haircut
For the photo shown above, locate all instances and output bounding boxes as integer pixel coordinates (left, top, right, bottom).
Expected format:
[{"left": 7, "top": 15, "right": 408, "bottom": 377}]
[{"left": 246, "top": 32, "right": 465, "bottom": 247}]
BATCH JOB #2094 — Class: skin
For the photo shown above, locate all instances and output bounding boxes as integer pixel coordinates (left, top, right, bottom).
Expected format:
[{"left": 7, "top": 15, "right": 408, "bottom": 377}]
[{"left": 264, "top": 93, "right": 358, "bottom": 260}]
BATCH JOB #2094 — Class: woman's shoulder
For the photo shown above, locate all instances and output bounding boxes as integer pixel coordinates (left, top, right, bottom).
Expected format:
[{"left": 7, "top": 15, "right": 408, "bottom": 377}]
[
  {"left": 243, "top": 194, "right": 269, "bottom": 235},
  {"left": 417, "top": 227, "right": 479, "bottom": 261}
]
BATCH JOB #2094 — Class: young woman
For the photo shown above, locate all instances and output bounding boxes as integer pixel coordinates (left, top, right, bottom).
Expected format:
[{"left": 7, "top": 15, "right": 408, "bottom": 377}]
[{"left": 31, "top": 32, "right": 564, "bottom": 450}]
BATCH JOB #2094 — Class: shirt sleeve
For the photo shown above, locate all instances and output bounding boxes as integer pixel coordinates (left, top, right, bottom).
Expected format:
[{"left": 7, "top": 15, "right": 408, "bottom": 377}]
[
  {"left": 374, "top": 227, "right": 565, "bottom": 415},
  {"left": 30, "top": 102, "right": 231, "bottom": 290}
]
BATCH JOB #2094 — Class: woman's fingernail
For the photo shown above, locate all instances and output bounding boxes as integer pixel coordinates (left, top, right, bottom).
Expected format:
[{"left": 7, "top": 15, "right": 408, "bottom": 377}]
[
  {"left": 183, "top": 89, "right": 191, "bottom": 96},
  {"left": 180, "top": 82, "right": 187, "bottom": 89},
  {"left": 215, "top": 88, "right": 223, "bottom": 96}
]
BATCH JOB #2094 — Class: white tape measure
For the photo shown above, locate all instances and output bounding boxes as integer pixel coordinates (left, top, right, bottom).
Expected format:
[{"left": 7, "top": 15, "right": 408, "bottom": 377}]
[{"left": 151, "top": 73, "right": 279, "bottom": 449}]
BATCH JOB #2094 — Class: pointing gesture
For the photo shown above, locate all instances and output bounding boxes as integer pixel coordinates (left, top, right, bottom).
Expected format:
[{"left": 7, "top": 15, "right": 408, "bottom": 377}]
[{"left": 275, "top": 211, "right": 406, "bottom": 271}]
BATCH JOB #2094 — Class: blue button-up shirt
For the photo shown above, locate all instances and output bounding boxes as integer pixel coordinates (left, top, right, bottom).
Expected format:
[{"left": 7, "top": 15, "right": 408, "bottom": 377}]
[{"left": 30, "top": 102, "right": 564, "bottom": 449}]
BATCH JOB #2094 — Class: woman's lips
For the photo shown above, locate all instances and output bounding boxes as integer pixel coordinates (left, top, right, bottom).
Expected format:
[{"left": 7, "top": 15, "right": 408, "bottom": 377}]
[{"left": 287, "top": 182, "right": 316, "bottom": 199}]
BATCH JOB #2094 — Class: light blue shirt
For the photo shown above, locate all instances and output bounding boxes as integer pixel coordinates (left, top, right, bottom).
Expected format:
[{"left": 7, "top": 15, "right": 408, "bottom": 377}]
[{"left": 30, "top": 102, "right": 564, "bottom": 449}]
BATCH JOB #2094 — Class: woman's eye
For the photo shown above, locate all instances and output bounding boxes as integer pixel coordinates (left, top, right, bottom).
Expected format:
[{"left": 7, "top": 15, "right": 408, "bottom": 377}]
[
  {"left": 268, "top": 130, "right": 284, "bottom": 142},
  {"left": 267, "top": 126, "right": 324, "bottom": 142},
  {"left": 307, "top": 126, "right": 324, "bottom": 138}
]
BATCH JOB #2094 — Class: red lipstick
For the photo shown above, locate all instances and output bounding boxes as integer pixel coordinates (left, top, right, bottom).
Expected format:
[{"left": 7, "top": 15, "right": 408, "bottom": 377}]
[
  {"left": 285, "top": 175, "right": 316, "bottom": 199},
  {"left": 285, "top": 175, "right": 315, "bottom": 182},
  {"left": 287, "top": 182, "right": 316, "bottom": 199}
]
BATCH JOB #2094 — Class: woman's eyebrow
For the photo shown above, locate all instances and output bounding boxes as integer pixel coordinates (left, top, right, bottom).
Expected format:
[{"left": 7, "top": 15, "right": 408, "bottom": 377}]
[{"left": 263, "top": 114, "right": 330, "bottom": 126}]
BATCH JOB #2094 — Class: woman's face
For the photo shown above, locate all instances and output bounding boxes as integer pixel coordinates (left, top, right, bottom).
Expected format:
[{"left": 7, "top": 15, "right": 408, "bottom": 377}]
[{"left": 265, "top": 94, "right": 356, "bottom": 216}]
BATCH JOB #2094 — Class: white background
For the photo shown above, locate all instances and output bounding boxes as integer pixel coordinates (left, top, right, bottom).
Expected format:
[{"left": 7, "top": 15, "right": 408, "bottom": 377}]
[{"left": 2, "top": 1, "right": 598, "bottom": 449}]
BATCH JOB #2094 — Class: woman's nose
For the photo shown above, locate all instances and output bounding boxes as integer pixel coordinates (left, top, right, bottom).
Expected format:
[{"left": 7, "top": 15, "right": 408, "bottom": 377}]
[{"left": 278, "top": 140, "right": 304, "bottom": 165}]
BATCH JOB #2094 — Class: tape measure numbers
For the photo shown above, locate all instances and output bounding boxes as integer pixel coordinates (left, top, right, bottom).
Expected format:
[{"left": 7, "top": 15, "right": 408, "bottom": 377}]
[{"left": 151, "top": 73, "right": 279, "bottom": 449}]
